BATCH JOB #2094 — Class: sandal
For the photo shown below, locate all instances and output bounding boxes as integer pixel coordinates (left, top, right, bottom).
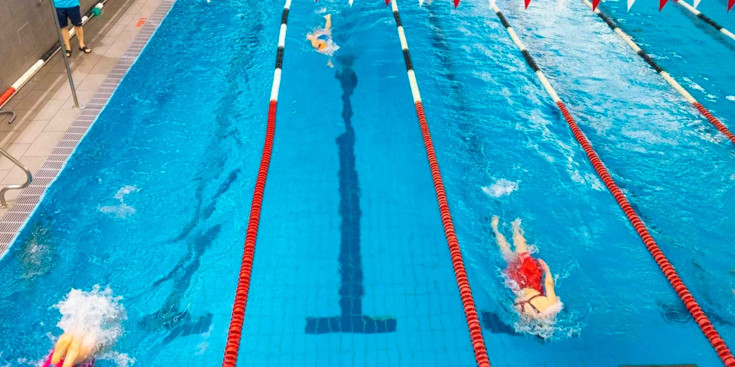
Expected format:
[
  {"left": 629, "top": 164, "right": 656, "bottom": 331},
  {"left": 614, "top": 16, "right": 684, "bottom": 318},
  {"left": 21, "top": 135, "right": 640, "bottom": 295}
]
[
  {"left": 65, "top": 49, "right": 72, "bottom": 57},
  {"left": 79, "top": 45, "right": 92, "bottom": 54}
]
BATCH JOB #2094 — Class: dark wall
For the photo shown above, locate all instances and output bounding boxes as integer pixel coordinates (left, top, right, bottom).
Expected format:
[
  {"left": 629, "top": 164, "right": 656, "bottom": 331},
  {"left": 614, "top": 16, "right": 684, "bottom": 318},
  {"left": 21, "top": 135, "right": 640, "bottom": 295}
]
[{"left": 0, "top": 0, "right": 97, "bottom": 90}]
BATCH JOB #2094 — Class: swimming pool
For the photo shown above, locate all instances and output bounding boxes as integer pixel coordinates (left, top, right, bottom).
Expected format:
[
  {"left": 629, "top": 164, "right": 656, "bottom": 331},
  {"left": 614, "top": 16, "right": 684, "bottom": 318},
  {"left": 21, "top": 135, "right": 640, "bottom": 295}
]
[{"left": 0, "top": 0, "right": 733, "bottom": 365}]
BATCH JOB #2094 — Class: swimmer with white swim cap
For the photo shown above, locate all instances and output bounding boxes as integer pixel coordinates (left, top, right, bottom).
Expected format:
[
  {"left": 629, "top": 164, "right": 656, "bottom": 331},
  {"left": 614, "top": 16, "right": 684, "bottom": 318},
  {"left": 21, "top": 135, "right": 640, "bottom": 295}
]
[{"left": 307, "top": 14, "right": 339, "bottom": 68}]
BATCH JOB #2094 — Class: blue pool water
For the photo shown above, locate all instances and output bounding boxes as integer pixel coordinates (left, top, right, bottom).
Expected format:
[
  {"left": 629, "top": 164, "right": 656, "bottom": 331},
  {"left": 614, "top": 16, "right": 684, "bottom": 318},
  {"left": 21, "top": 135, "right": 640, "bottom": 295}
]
[{"left": 0, "top": 0, "right": 734, "bottom": 366}]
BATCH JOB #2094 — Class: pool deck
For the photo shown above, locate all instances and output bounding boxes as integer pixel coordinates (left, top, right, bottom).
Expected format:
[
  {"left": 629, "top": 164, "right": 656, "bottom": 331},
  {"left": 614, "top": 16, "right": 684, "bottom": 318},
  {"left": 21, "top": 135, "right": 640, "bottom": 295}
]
[{"left": 0, "top": 0, "right": 173, "bottom": 253}]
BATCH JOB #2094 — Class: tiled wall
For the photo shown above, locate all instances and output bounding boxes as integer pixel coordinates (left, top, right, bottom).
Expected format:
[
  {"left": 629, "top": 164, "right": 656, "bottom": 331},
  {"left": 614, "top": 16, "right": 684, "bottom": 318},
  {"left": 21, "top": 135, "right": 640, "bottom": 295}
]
[{"left": 0, "top": 0, "right": 97, "bottom": 90}]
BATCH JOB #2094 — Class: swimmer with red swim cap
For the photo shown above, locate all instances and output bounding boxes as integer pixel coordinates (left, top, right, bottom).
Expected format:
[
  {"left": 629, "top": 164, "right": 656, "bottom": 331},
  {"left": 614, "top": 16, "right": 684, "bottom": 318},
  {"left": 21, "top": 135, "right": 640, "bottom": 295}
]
[{"left": 491, "top": 216, "right": 559, "bottom": 318}]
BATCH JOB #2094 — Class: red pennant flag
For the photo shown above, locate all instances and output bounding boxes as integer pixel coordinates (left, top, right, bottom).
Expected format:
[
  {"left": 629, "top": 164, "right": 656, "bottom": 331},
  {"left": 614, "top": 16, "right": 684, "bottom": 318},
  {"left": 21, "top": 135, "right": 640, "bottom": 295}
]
[
  {"left": 659, "top": 0, "right": 668, "bottom": 10},
  {"left": 524, "top": 0, "right": 532, "bottom": 8},
  {"left": 592, "top": 0, "right": 601, "bottom": 10},
  {"left": 454, "top": 0, "right": 460, "bottom": 7},
  {"left": 729, "top": 0, "right": 734, "bottom": 11},
  {"left": 385, "top": 0, "right": 389, "bottom": 5}
]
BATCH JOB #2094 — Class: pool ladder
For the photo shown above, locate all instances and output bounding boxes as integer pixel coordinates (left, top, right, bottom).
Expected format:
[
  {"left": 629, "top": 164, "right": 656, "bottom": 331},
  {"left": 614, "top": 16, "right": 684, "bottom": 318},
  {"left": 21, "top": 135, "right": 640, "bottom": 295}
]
[{"left": 0, "top": 110, "right": 33, "bottom": 208}]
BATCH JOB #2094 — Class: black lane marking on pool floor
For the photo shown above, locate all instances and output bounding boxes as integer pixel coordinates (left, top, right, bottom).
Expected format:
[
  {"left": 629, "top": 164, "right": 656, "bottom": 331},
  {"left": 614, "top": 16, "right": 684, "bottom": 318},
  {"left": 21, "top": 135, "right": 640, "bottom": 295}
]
[{"left": 305, "top": 56, "right": 397, "bottom": 334}]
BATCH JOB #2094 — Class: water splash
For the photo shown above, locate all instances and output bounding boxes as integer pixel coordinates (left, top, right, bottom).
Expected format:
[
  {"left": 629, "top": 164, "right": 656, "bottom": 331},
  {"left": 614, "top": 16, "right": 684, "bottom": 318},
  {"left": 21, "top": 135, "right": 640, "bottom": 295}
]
[
  {"left": 482, "top": 178, "right": 519, "bottom": 198},
  {"left": 513, "top": 300, "right": 564, "bottom": 339},
  {"left": 98, "top": 186, "right": 139, "bottom": 219},
  {"left": 54, "top": 286, "right": 128, "bottom": 359}
]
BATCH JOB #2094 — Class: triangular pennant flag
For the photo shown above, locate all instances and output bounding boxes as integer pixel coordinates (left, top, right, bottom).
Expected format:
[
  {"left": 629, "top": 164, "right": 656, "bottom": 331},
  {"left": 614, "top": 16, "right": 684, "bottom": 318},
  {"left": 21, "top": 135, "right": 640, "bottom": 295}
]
[
  {"left": 454, "top": 0, "right": 460, "bottom": 7},
  {"left": 385, "top": 0, "right": 389, "bottom": 5},
  {"left": 592, "top": 0, "right": 601, "bottom": 10},
  {"left": 729, "top": 0, "right": 734, "bottom": 11},
  {"left": 524, "top": 0, "right": 532, "bottom": 8},
  {"left": 659, "top": 0, "right": 668, "bottom": 10},
  {"left": 693, "top": 0, "right": 700, "bottom": 7},
  {"left": 418, "top": 0, "right": 423, "bottom": 5},
  {"left": 627, "top": 0, "right": 635, "bottom": 10}
]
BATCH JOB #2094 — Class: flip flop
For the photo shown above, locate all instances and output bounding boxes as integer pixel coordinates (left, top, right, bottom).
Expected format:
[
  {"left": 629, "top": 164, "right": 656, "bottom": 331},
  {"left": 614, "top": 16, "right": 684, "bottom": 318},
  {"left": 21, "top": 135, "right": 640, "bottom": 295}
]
[
  {"left": 65, "top": 49, "right": 72, "bottom": 57},
  {"left": 79, "top": 45, "right": 92, "bottom": 54}
]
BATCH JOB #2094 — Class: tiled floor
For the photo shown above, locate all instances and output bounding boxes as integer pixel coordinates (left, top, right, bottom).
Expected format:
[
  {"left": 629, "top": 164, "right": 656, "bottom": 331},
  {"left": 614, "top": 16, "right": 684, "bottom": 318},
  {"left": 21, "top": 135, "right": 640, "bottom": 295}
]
[{"left": 0, "top": 0, "right": 164, "bottom": 216}]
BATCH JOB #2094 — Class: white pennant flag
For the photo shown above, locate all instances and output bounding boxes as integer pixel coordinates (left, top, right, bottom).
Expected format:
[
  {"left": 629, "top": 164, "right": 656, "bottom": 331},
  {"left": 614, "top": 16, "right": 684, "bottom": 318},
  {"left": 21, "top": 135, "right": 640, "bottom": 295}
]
[
  {"left": 627, "top": 0, "right": 635, "bottom": 10},
  {"left": 693, "top": 0, "right": 701, "bottom": 7},
  {"left": 419, "top": 0, "right": 424, "bottom": 5}
]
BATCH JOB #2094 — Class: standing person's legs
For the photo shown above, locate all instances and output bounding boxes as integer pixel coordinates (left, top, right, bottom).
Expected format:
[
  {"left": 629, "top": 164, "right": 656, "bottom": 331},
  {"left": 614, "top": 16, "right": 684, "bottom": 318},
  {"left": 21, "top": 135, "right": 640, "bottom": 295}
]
[
  {"left": 75, "top": 25, "right": 86, "bottom": 48},
  {"left": 68, "top": 6, "right": 91, "bottom": 52},
  {"left": 511, "top": 218, "right": 529, "bottom": 254},
  {"left": 57, "top": 7, "right": 72, "bottom": 53}
]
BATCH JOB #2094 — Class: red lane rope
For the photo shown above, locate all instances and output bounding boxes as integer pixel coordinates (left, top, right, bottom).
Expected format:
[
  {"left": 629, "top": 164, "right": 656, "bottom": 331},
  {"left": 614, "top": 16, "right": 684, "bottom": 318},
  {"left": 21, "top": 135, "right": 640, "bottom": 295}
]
[
  {"left": 415, "top": 102, "right": 491, "bottom": 367},
  {"left": 556, "top": 101, "right": 735, "bottom": 367},
  {"left": 222, "top": 100, "right": 277, "bottom": 367},
  {"left": 693, "top": 102, "right": 735, "bottom": 145}
]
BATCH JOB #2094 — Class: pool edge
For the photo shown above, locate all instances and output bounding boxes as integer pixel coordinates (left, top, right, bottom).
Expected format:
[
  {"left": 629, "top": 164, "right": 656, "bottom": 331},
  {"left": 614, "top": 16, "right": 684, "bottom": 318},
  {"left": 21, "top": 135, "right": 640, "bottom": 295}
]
[{"left": 0, "top": 0, "right": 178, "bottom": 259}]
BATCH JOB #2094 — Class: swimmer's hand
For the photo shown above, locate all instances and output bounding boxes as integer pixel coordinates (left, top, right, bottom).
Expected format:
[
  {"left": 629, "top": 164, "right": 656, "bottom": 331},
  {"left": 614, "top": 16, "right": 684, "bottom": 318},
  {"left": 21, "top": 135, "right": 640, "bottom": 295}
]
[{"left": 51, "top": 333, "right": 95, "bottom": 367}]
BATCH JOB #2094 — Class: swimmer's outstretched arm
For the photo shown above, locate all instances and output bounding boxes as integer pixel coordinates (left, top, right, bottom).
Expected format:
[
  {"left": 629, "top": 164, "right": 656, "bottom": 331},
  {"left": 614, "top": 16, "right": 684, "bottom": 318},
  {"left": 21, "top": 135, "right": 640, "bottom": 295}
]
[
  {"left": 491, "top": 216, "right": 512, "bottom": 258},
  {"left": 324, "top": 14, "right": 332, "bottom": 34},
  {"left": 539, "top": 259, "right": 557, "bottom": 303},
  {"left": 511, "top": 219, "right": 529, "bottom": 254}
]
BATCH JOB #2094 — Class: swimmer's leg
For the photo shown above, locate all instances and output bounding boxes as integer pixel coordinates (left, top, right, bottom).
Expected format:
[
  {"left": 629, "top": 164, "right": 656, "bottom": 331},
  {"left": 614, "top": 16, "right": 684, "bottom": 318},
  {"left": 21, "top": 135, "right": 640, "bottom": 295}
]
[
  {"left": 51, "top": 334, "right": 72, "bottom": 364},
  {"left": 491, "top": 216, "right": 513, "bottom": 259},
  {"left": 511, "top": 218, "right": 529, "bottom": 254},
  {"left": 324, "top": 14, "right": 332, "bottom": 34}
]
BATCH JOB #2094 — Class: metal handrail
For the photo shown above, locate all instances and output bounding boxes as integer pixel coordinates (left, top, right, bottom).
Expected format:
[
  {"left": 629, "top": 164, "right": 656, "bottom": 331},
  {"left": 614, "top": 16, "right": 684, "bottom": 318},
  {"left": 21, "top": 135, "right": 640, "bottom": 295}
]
[
  {"left": 0, "top": 110, "right": 16, "bottom": 124},
  {"left": 0, "top": 146, "right": 33, "bottom": 208}
]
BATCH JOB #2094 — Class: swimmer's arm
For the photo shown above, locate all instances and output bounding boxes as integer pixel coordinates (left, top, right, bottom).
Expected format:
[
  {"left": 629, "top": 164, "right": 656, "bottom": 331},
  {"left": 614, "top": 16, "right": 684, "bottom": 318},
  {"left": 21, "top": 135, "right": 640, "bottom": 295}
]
[
  {"left": 538, "top": 259, "right": 558, "bottom": 303},
  {"left": 324, "top": 14, "right": 332, "bottom": 34}
]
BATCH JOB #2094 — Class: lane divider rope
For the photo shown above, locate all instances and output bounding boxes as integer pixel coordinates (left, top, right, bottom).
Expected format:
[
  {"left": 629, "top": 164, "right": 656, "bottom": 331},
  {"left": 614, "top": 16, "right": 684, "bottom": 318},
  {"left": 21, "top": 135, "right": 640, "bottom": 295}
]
[
  {"left": 489, "top": 2, "right": 735, "bottom": 366},
  {"left": 674, "top": 0, "right": 735, "bottom": 42},
  {"left": 221, "top": 1, "right": 290, "bottom": 366},
  {"left": 580, "top": 0, "right": 735, "bottom": 147},
  {"left": 389, "top": 1, "right": 491, "bottom": 366},
  {"left": 0, "top": 0, "right": 108, "bottom": 109}
]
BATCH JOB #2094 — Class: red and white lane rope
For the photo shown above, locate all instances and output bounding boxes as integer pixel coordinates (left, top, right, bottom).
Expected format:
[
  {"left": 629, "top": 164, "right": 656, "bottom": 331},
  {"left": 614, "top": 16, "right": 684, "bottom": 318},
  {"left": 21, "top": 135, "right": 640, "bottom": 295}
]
[
  {"left": 221, "top": 1, "right": 289, "bottom": 366},
  {"left": 674, "top": 0, "right": 735, "bottom": 42},
  {"left": 0, "top": 1, "right": 107, "bottom": 109},
  {"left": 581, "top": 0, "right": 735, "bottom": 147},
  {"left": 489, "top": 2, "right": 735, "bottom": 366},
  {"left": 389, "top": 1, "right": 491, "bottom": 366}
]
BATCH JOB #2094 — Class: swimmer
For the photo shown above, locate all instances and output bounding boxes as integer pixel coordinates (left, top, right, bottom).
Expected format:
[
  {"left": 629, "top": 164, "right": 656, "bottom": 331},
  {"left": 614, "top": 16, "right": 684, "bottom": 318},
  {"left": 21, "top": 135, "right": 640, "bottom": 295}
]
[
  {"left": 491, "top": 216, "right": 560, "bottom": 318},
  {"left": 46, "top": 333, "right": 96, "bottom": 367},
  {"left": 307, "top": 14, "right": 339, "bottom": 68}
]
